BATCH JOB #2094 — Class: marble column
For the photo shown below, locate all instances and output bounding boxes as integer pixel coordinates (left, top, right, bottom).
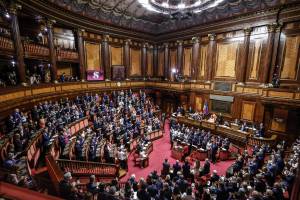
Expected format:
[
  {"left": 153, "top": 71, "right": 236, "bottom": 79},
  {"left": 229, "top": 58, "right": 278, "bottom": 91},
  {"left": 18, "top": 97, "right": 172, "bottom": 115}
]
[
  {"left": 177, "top": 40, "right": 183, "bottom": 75},
  {"left": 238, "top": 27, "right": 252, "bottom": 84},
  {"left": 102, "top": 34, "right": 110, "bottom": 81},
  {"left": 269, "top": 24, "right": 282, "bottom": 83},
  {"left": 76, "top": 29, "right": 86, "bottom": 81},
  {"left": 191, "top": 37, "right": 200, "bottom": 81},
  {"left": 206, "top": 33, "right": 216, "bottom": 82},
  {"left": 124, "top": 39, "right": 131, "bottom": 80},
  {"left": 9, "top": 4, "right": 26, "bottom": 85},
  {"left": 141, "top": 43, "right": 147, "bottom": 79},
  {"left": 153, "top": 45, "right": 158, "bottom": 77},
  {"left": 46, "top": 19, "right": 57, "bottom": 83},
  {"left": 261, "top": 23, "right": 277, "bottom": 84},
  {"left": 164, "top": 43, "right": 169, "bottom": 80}
]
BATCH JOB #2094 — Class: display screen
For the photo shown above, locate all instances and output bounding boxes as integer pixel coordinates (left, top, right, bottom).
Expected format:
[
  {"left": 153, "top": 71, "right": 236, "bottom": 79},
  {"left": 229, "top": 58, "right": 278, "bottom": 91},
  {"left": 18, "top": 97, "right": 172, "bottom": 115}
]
[{"left": 86, "top": 70, "right": 104, "bottom": 81}]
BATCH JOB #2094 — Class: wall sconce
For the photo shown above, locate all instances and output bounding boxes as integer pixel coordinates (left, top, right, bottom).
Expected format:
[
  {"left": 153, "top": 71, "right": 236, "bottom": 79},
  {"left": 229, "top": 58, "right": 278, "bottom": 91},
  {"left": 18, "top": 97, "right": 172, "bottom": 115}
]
[{"left": 5, "top": 12, "right": 10, "bottom": 19}]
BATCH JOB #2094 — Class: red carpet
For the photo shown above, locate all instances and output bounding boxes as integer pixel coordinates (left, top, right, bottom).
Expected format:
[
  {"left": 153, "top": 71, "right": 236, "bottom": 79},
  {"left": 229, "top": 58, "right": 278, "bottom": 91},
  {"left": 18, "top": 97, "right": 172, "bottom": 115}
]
[{"left": 121, "top": 120, "right": 235, "bottom": 181}]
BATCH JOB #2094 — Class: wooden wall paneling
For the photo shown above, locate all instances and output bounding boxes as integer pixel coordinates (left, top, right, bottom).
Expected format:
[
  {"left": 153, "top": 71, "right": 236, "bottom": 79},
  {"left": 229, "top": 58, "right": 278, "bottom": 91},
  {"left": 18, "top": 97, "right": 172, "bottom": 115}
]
[
  {"left": 195, "top": 95, "right": 203, "bottom": 112},
  {"left": 189, "top": 92, "right": 196, "bottom": 109},
  {"left": 238, "top": 28, "right": 252, "bottom": 83},
  {"left": 279, "top": 34, "right": 300, "bottom": 81},
  {"left": 241, "top": 101, "right": 256, "bottom": 121},
  {"left": 247, "top": 38, "right": 263, "bottom": 81},
  {"left": 254, "top": 101, "right": 265, "bottom": 123},
  {"left": 110, "top": 45, "right": 123, "bottom": 66},
  {"left": 198, "top": 44, "right": 207, "bottom": 80},
  {"left": 214, "top": 41, "right": 239, "bottom": 79},
  {"left": 85, "top": 41, "right": 101, "bottom": 71},
  {"left": 183, "top": 47, "right": 192, "bottom": 77},
  {"left": 231, "top": 96, "right": 241, "bottom": 120},
  {"left": 158, "top": 49, "right": 164, "bottom": 76},
  {"left": 269, "top": 25, "right": 282, "bottom": 83},
  {"left": 261, "top": 24, "right": 277, "bottom": 83},
  {"left": 147, "top": 48, "right": 153, "bottom": 76},
  {"left": 270, "top": 108, "right": 288, "bottom": 132},
  {"left": 246, "top": 27, "right": 268, "bottom": 83},
  {"left": 130, "top": 48, "right": 141, "bottom": 76}
]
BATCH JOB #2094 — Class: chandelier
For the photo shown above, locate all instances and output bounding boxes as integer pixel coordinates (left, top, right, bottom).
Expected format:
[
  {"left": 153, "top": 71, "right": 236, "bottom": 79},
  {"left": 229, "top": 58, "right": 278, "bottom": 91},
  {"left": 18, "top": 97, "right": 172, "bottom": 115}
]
[{"left": 138, "top": 0, "right": 224, "bottom": 18}]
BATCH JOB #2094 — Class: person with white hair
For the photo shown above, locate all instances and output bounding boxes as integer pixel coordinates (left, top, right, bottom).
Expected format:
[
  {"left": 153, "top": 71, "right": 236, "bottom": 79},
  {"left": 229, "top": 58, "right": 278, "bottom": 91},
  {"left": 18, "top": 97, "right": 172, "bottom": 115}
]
[{"left": 59, "top": 172, "right": 73, "bottom": 199}]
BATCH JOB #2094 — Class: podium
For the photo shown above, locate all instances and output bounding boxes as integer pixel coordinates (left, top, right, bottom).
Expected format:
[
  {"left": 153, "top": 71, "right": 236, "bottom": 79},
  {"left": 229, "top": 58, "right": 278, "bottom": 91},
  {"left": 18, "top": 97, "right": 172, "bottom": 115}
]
[{"left": 171, "top": 146, "right": 184, "bottom": 160}]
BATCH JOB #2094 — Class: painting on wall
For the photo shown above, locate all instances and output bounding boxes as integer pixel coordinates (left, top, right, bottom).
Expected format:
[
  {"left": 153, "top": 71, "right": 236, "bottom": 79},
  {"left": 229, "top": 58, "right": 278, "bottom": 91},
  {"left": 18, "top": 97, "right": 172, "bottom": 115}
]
[
  {"left": 112, "top": 65, "right": 125, "bottom": 81},
  {"left": 85, "top": 42, "right": 101, "bottom": 71},
  {"left": 130, "top": 48, "right": 141, "bottom": 76}
]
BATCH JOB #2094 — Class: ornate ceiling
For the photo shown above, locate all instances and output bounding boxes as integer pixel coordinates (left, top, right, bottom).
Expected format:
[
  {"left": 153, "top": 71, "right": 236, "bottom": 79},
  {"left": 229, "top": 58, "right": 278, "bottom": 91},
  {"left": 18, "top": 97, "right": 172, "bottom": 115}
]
[{"left": 48, "top": 0, "right": 295, "bottom": 34}]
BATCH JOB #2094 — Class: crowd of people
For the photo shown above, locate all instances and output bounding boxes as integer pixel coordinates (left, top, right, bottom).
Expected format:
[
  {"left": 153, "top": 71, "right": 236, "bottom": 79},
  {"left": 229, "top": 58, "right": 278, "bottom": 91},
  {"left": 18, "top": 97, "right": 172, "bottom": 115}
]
[
  {"left": 170, "top": 121, "right": 230, "bottom": 163},
  {"left": 0, "top": 90, "right": 161, "bottom": 194},
  {"left": 175, "top": 106, "right": 266, "bottom": 138},
  {"left": 55, "top": 136, "right": 299, "bottom": 200}
]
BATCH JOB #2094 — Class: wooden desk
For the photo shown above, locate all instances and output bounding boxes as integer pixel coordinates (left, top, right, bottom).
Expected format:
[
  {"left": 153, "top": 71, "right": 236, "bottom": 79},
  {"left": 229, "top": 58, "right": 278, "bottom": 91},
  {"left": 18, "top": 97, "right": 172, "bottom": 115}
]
[
  {"left": 247, "top": 135, "right": 277, "bottom": 147},
  {"left": 171, "top": 146, "right": 184, "bottom": 160},
  {"left": 216, "top": 125, "right": 249, "bottom": 144},
  {"left": 201, "top": 120, "right": 216, "bottom": 130}
]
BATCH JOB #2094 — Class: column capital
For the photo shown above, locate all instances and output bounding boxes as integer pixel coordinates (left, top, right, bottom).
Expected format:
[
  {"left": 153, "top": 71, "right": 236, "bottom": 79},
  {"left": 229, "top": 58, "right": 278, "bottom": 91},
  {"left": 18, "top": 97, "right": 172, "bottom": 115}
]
[
  {"left": 46, "top": 19, "right": 56, "bottom": 28},
  {"left": 192, "top": 36, "right": 200, "bottom": 43},
  {"left": 176, "top": 40, "right": 183, "bottom": 46},
  {"left": 9, "top": 3, "right": 22, "bottom": 15},
  {"left": 142, "top": 42, "right": 148, "bottom": 48},
  {"left": 208, "top": 33, "right": 216, "bottom": 41},
  {"left": 103, "top": 34, "right": 110, "bottom": 42},
  {"left": 243, "top": 27, "right": 252, "bottom": 36},
  {"left": 267, "top": 23, "right": 278, "bottom": 33},
  {"left": 124, "top": 39, "right": 131, "bottom": 45},
  {"left": 276, "top": 23, "right": 283, "bottom": 32},
  {"left": 163, "top": 42, "right": 169, "bottom": 48},
  {"left": 77, "top": 28, "right": 85, "bottom": 37}
]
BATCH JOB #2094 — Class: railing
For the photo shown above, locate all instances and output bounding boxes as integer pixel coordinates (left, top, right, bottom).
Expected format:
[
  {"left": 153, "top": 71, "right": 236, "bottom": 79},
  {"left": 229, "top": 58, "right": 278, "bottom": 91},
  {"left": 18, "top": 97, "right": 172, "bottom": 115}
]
[
  {"left": 57, "top": 49, "right": 78, "bottom": 62},
  {"left": 48, "top": 117, "right": 89, "bottom": 159},
  {"left": 247, "top": 135, "right": 277, "bottom": 147},
  {"left": 174, "top": 116, "right": 278, "bottom": 146},
  {"left": 56, "top": 159, "right": 119, "bottom": 178},
  {"left": 0, "top": 181, "right": 62, "bottom": 200},
  {"left": 0, "top": 36, "right": 13, "bottom": 50},
  {"left": 23, "top": 42, "right": 50, "bottom": 57},
  {"left": 45, "top": 155, "right": 64, "bottom": 195}
]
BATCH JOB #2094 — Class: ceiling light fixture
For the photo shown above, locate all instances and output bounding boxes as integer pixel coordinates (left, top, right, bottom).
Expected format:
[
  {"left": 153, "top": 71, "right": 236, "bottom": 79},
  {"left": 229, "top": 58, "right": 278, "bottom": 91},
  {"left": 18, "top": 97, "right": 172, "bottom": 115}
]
[{"left": 138, "top": 0, "right": 225, "bottom": 16}]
